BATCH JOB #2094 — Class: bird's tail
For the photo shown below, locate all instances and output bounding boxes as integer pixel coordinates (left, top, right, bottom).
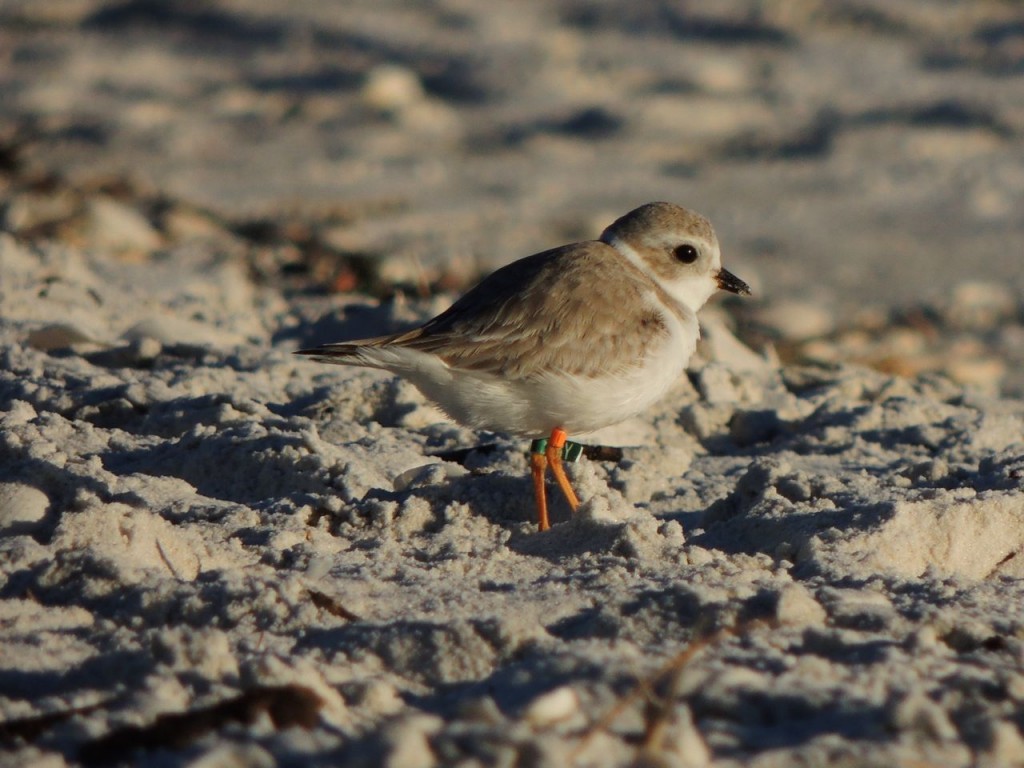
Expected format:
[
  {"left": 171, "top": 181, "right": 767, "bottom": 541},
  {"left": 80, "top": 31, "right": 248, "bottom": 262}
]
[{"left": 294, "top": 336, "right": 402, "bottom": 369}]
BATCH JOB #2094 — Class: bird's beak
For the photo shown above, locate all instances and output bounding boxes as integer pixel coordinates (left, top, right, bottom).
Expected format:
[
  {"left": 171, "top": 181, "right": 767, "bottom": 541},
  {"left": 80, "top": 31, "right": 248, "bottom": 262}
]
[{"left": 716, "top": 268, "right": 751, "bottom": 296}]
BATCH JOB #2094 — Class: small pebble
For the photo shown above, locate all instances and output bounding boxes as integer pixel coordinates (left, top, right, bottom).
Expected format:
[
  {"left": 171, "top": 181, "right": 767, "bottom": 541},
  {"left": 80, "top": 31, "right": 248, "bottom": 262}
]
[
  {"left": 523, "top": 686, "right": 579, "bottom": 728},
  {"left": 774, "top": 584, "right": 827, "bottom": 627},
  {"left": 362, "top": 65, "right": 427, "bottom": 113},
  {"left": 78, "top": 196, "right": 162, "bottom": 253},
  {"left": 0, "top": 482, "right": 50, "bottom": 532},
  {"left": 756, "top": 299, "right": 836, "bottom": 341}
]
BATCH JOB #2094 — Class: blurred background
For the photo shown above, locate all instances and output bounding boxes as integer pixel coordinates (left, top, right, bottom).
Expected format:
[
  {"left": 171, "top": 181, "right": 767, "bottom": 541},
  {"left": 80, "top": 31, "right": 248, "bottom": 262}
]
[{"left": 2, "top": 0, "right": 1023, "bottom": 392}]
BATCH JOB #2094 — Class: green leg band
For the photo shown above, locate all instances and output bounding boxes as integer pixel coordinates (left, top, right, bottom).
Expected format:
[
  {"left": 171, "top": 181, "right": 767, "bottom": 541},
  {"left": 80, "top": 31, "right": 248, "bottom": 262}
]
[
  {"left": 561, "top": 440, "right": 584, "bottom": 463},
  {"left": 528, "top": 438, "right": 583, "bottom": 463}
]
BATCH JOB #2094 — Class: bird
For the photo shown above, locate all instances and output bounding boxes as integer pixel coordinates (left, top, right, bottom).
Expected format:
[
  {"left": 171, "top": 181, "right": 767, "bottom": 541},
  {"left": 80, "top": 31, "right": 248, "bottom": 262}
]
[{"left": 296, "top": 202, "right": 750, "bottom": 531}]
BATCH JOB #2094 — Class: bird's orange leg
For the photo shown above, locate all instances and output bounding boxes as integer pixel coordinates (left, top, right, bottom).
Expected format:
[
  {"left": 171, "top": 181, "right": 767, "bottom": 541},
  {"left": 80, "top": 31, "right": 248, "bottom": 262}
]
[
  {"left": 546, "top": 427, "right": 581, "bottom": 512},
  {"left": 530, "top": 450, "right": 550, "bottom": 532}
]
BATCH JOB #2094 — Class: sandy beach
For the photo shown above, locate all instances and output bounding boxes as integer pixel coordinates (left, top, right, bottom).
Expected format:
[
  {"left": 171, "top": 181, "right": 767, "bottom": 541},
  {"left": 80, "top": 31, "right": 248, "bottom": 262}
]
[{"left": 2, "top": 2, "right": 1024, "bottom": 766}]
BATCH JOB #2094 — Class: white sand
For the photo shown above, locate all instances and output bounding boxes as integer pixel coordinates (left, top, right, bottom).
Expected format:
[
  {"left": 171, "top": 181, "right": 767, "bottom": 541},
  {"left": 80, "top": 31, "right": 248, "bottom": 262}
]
[{"left": 2, "top": 2, "right": 1024, "bottom": 767}]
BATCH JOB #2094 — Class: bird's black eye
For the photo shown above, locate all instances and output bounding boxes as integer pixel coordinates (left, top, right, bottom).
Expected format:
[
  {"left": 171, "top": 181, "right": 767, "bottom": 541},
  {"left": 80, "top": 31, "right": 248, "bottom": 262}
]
[{"left": 673, "top": 244, "right": 699, "bottom": 264}]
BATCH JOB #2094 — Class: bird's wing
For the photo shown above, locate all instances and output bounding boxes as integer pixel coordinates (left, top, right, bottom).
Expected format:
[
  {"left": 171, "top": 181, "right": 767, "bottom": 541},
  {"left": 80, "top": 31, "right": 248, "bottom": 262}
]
[{"left": 302, "top": 242, "right": 670, "bottom": 380}]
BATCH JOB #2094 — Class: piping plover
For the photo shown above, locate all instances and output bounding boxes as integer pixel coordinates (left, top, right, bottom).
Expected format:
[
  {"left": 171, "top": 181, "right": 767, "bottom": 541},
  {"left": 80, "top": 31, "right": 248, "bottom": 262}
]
[{"left": 297, "top": 202, "right": 750, "bottom": 530}]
